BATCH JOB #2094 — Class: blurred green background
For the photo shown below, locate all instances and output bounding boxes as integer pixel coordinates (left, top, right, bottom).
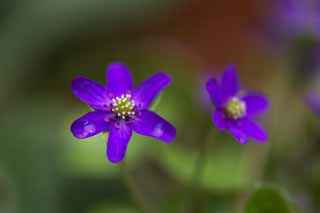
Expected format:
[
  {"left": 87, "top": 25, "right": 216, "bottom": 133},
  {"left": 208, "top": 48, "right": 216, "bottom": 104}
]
[{"left": 0, "top": 0, "right": 320, "bottom": 212}]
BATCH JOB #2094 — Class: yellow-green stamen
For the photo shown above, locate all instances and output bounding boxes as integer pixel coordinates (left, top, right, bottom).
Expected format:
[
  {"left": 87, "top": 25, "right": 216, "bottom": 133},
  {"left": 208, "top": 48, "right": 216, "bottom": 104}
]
[
  {"left": 111, "top": 93, "right": 135, "bottom": 120},
  {"left": 225, "top": 97, "right": 246, "bottom": 119}
]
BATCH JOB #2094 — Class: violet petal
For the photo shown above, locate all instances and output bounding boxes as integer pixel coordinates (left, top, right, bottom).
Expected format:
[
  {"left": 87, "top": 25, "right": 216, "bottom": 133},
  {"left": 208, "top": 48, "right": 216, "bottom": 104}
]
[
  {"left": 306, "top": 91, "right": 320, "bottom": 115},
  {"left": 133, "top": 72, "right": 171, "bottom": 109},
  {"left": 206, "top": 78, "right": 225, "bottom": 107},
  {"left": 131, "top": 110, "right": 176, "bottom": 142},
  {"left": 242, "top": 93, "right": 269, "bottom": 117},
  {"left": 107, "top": 122, "right": 132, "bottom": 163},
  {"left": 229, "top": 126, "right": 248, "bottom": 144},
  {"left": 71, "top": 77, "right": 110, "bottom": 110},
  {"left": 212, "top": 109, "right": 227, "bottom": 130},
  {"left": 220, "top": 65, "right": 239, "bottom": 100},
  {"left": 71, "top": 111, "right": 112, "bottom": 139},
  {"left": 106, "top": 63, "right": 133, "bottom": 97},
  {"left": 239, "top": 118, "right": 268, "bottom": 143}
]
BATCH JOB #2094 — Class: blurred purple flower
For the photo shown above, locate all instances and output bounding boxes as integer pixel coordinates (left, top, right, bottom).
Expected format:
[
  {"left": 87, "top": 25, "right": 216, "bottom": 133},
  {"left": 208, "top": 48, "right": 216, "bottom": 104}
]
[
  {"left": 70, "top": 63, "right": 176, "bottom": 163},
  {"left": 274, "top": 0, "right": 320, "bottom": 38},
  {"left": 206, "top": 65, "right": 269, "bottom": 144},
  {"left": 306, "top": 91, "right": 320, "bottom": 115}
]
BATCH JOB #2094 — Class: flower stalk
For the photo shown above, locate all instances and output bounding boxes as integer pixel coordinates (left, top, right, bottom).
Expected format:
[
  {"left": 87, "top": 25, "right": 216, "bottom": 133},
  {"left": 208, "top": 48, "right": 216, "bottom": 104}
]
[
  {"left": 181, "top": 127, "right": 212, "bottom": 212},
  {"left": 120, "top": 160, "right": 154, "bottom": 213}
]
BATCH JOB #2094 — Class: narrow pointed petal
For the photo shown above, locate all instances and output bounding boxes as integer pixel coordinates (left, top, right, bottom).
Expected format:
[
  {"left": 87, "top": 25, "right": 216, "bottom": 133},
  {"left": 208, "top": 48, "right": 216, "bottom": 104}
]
[
  {"left": 131, "top": 110, "right": 176, "bottom": 142},
  {"left": 71, "top": 111, "right": 112, "bottom": 139},
  {"left": 71, "top": 77, "right": 110, "bottom": 110},
  {"left": 133, "top": 72, "right": 171, "bottom": 109},
  {"left": 220, "top": 65, "right": 239, "bottom": 99},
  {"left": 242, "top": 93, "right": 269, "bottom": 116},
  {"left": 107, "top": 122, "right": 132, "bottom": 163},
  {"left": 206, "top": 78, "right": 225, "bottom": 107},
  {"left": 106, "top": 63, "right": 133, "bottom": 96},
  {"left": 212, "top": 109, "right": 227, "bottom": 130},
  {"left": 229, "top": 126, "right": 248, "bottom": 144},
  {"left": 239, "top": 118, "right": 268, "bottom": 143}
]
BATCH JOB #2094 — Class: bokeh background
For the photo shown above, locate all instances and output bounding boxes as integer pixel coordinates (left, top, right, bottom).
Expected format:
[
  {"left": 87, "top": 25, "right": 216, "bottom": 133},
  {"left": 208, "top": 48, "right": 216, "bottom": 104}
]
[{"left": 1, "top": 0, "right": 320, "bottom": 212}]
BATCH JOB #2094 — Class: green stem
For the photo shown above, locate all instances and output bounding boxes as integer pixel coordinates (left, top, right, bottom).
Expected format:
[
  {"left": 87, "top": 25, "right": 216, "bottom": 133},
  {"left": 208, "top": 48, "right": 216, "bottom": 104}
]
[
  {"left": 190, "top": 135, "right": 209, "bottom": 192},
  {"left": 233, "top": 143, "right": 271, "bottom": 212},
  {"left": 120, "top": 160, "right": 155, "bottom": 213},
  {"left": 181, "top": 129, "right": 211, "bottom": 213}
]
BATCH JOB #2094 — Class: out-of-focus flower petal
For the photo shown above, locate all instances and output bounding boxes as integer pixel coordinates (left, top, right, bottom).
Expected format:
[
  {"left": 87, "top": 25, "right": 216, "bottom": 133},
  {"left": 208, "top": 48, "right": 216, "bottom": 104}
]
[
  {"left": 71, "top": 111, "right": 112, "bottom": 139},
  {"left": 131, "top": 110, "right": 176, "bottom": 142},
  {"left": 206, "top": 65, "right": 269, "bottom": 145},
  {"left": 229, "top": 126, "right": 248, "bottom": 144},
  {"left": 242, "top": 93, "right": 269, "bottom": 117},
  {"left": 306, "top": 91, "right": 320, "bottom": 115},
  {"left": 107, "top": 122, "right": 132, "bottom": 163},
  {"left": 220, "top": 65, "right": 239, "bottom": 100},
  {"left": 106, "top": 63, "right": 133, "bottom": 96},
  {"left": 71, "top": 77, "right": 110, "bottom": 110},
  {"left": 133, "top": 72, "right": 171, "bottom": 109},
  {"left": 212, "top": 109, "right": 227, "bottom": 130},
  {"left": 206, "top": 78, "right": 225, "bottom": 107},
  {"left": 239, "top": 118, "right": 268, "bottom": 143},
  {"left": 275, "top": 0, "right": 320, "bottom": 38}
]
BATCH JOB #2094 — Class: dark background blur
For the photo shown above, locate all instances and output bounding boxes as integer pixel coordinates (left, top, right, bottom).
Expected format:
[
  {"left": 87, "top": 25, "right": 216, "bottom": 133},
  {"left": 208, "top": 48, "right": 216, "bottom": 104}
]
[{"left": 1, "top": 0, "right": 320, "bottom": 212}]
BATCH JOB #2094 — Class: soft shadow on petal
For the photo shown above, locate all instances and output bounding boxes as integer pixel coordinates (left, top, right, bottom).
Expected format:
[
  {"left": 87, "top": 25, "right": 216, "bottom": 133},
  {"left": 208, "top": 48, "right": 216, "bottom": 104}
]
[
  {"left": 106, "top": 63, "right": 133, "bottom": 96},
  {"left": 220, "top": 65, "right": 239, "bottom": 100},
  {"left": 206, "top": 78, "right": 225, "bottom": 107},
  {"left": 71, "top": 111, "right": 112, "bottom": 139},
  {"left": 107, "top": 122, "right": 132, "bottom": 163},
  {"left": 212, "top": 109, "right": 227, "bottom": 130},
  {"left": 133, "top": 72, "right": 171, "bottom": 109},
  {"left": 71, "top": 77, "right": 110, "bottom": 110},
  {"left": 242, "top": 93, "right": 269, "bottom": 117},
  {"left": 239, "top": 118, "right": 268, "bottom": 143},
  {"left": 131, "top": 110, "right": 176, "bottom": 142}
]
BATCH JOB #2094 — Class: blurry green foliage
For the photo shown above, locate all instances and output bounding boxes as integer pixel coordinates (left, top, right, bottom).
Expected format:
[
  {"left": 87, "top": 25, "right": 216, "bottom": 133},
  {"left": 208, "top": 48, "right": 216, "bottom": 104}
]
[
  {"left": 0, "top": 99, "right": 63, "bottom": 213},
  {"left": 245, "top": 186, "right": 291, "bottom": 213},
  {"left": 87, "top": 202, "right": 137, "bottom": 213},
  {"left": 159, "top": 138, "right": 248, "bottom": 192}
]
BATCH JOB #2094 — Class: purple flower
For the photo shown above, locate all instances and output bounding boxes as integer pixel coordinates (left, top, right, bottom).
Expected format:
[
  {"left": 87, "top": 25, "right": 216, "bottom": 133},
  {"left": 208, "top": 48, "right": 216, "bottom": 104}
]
[
  {"left": 274, "top": 0, "right": 320, "bottom": 39},
  {"left": 206, "top": 65, "right": 269, "bottom": 144},
  {"left": 70, "top": 63, "right": 176, "bottom": 163},
  {"left": 306, "top": 91, "right": 320, "bottom": 116}
]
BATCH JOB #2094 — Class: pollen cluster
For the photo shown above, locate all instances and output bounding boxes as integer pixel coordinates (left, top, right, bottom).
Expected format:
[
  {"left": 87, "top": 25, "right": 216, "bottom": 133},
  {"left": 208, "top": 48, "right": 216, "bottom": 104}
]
[
  {"left": 225, "top": 97, "right": 246, "bottom": 119},
  {"left": 111, "top": 94, "right": 135, "bottom": 119}
]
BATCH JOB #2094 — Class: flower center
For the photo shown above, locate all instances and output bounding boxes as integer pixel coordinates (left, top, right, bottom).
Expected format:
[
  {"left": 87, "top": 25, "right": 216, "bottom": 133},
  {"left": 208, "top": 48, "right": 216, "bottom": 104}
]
[
  {"left": 224, "top": 97, "right": 246, "bottom": 119},
  {"left": 111, "top": 93, "right": 135, "bottom": 120}
]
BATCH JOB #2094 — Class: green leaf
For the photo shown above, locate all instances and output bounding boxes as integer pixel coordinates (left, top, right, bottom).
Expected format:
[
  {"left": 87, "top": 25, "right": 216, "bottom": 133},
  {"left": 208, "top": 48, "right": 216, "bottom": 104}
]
[{"left": 245, "top": 186, "right": 291, "bottom": 213}]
